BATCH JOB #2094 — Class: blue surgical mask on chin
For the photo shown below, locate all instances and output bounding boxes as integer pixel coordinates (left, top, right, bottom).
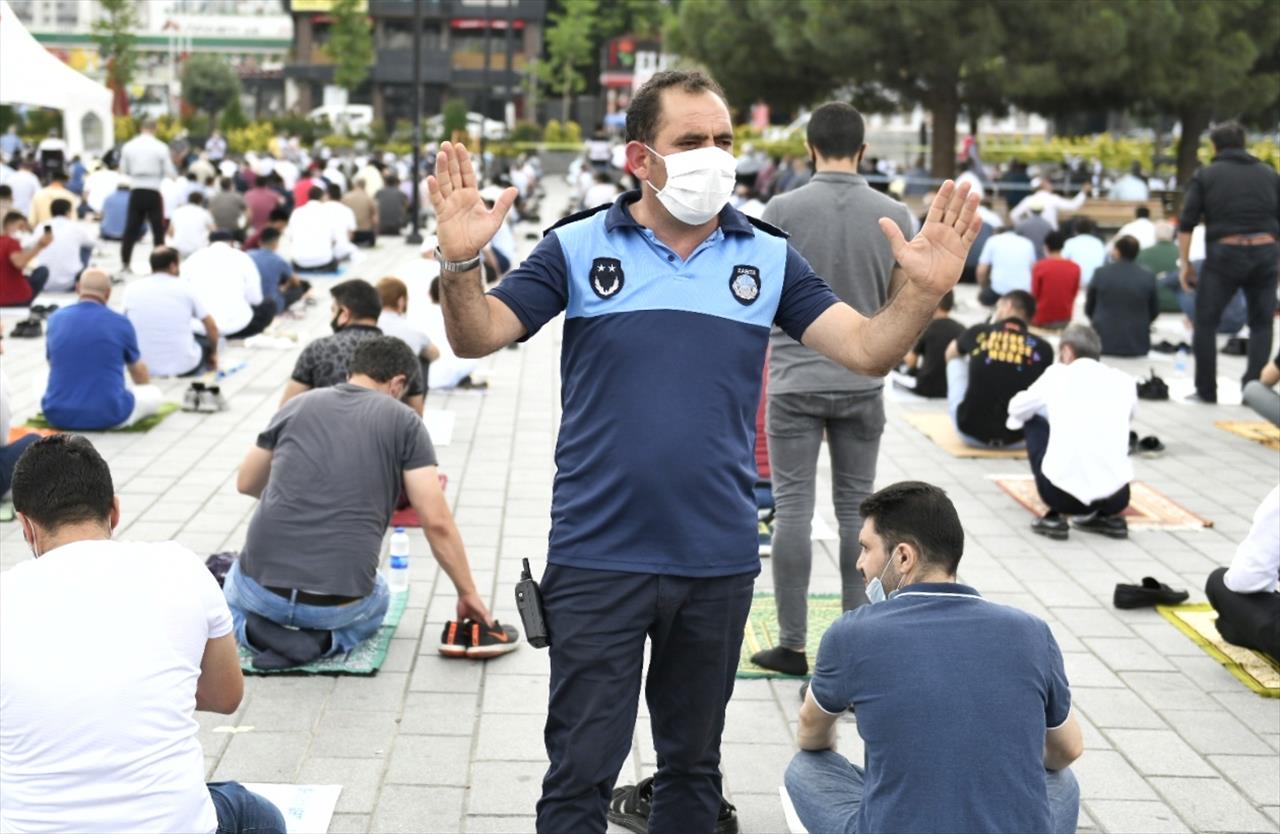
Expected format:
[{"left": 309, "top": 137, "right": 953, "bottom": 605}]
[{"left": 865, "top": 552, "right": 903, "bottom": 605}]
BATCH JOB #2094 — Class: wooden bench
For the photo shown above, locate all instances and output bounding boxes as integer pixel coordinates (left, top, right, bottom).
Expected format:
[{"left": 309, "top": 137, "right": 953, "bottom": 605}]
[{"left": 1060, "top": 199, "right": 1167, "bottom": 232}]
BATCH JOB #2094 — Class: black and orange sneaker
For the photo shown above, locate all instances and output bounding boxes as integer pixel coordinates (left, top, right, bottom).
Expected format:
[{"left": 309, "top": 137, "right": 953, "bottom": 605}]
[
  {"left": 466, "top": 620, "right": 521, "bottom": 658},
  {"left": 438, "top": 620, "right": 471, "bottom": 657}
]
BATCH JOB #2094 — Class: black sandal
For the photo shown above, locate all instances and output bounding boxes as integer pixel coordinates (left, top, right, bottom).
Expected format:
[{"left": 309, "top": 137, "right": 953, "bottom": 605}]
[{"left": 608, "top": 776, "right": 739, "bottom": 834}]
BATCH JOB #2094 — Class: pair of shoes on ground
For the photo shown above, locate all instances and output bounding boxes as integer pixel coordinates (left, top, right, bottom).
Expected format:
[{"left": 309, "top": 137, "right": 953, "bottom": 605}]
[
  {"left": 1114, "top": 576, "right": 1189, "bottom": 609},
  {"left": 10, "top": 318, "right": 41, "bottom": 338},
  {"left": 1127, "top": 431, "right": 1166, "bottom": 458},
  {"left": 438, "top": 618, "right": 520, "bottom": 658},
  {"left": 28, "top": 303, "right": 58, "bottom": 319},
  {"left": 609, "top": 776, "right": 738, "bottom": 834},
  {"left": 182, "top": 382, "right": 227, "bottom": 413},
  {"left": 1032, "top": 511, "right": 1128, "bottom": 541}
]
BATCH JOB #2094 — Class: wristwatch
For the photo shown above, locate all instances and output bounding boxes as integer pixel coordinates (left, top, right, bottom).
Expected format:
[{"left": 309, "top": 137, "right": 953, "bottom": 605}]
[{"left": 436, "top": 247, "right": 482, "bottom": 273}]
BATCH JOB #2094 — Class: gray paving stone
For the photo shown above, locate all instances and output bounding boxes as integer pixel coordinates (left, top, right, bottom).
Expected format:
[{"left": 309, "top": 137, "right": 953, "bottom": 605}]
[
  {"left": 212, "top": 731, "right": 310, "bottom": 782},
  {"left": 1084, "top": 799, "right": 1191, "bottom": 833},
  {"left": 1207, "top": 754, "right": 1280, "bottom": 806},
  {"left": 1073, "top": 687, "right": 1167, "bottom": 729},
  {"left": 1063, "top": 652, "right": 1126, "bottom": 688},
  {"left": 296, "top": 757, "right": 384, "bottom": 814},
  {"left": 371, "top": 785, "right": 465, "bottom": 833},
  {"left": 1106, "top": 729, "right": 1216, "bottom": 777},
  {"left": 1120, "top": 672, "right": 1222, "bottom": 712},
  {"left": 327, "top": 672, "right": 409, "bottom": 712},
  {"left": 1161, "top": 710, "right": 1273, "bottom": 756},
  {"left": 480, "top": 673, "right": 549, "bottom": 715},
  {"left": 385, "top": 734, "right": 472, "bottom": 785},
  {"left": 1072, "top": 750, "right": 1158, "bottom": 800},
  {"left": 325, "top": 813, "right": 370, "bottom": 833},
  {"left": 1083, "top": 637, "right": 1177, "bottom": 672},
  {"left": 399, "top": 691, "right": 481, "bottom": 736},
  {"left": 475, "top": 712, "right": 551, "bottom": 763},
  {"left": 309, "top": 710, "right": 398, "bottom": 759},
  {"left": 733, "top": 792, "right": 792, "bottom": 834},
  {"left": 463, "top": 815, "right": 540, "bottom": 833},
  {"left": 1149, "top": 777, "right": 1276, "bottom": 833},
  {"left": 465, "top": 761, "right": 546, "bottom": 816},
  {"left": 1212, "top": 691, "right": 1280, "bottom": 736}
]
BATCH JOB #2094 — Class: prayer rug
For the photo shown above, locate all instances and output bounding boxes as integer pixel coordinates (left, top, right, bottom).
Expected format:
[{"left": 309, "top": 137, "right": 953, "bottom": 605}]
[
  {"left": 388, "top": 474, "right": 449, "bottom": 528},
  {"left": 7, "top": 426, "right": 55, "bottom": 443},
  {"left": 902, "top": 411, "right": 1027, "bottom": 459},
  {"left": 1157, "top": 603, "right": 1280, "bottom": 698},
  {"left": 1216, "top": 420, "right": 1280, "bottom": 452},
  {"left": 738, "top": 593, "right": 843, "bottom": 679},
  {"left": 238, "top": 589, "right": 408, "bottom": 676},
  {"left": 992, "top": 475, "right": 1213, "bottom": 530},
  {"left": 24, "top": 402, "right": 180, "bottom": 433},
  {"left": 239, "top": 784, "right": 341, "bottom": 834}
]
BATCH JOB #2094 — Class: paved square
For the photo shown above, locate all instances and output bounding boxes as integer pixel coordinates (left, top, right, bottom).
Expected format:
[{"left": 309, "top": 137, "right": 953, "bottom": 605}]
[{"left": 2, "top": 180, "right": 1277, "bottom": 833}]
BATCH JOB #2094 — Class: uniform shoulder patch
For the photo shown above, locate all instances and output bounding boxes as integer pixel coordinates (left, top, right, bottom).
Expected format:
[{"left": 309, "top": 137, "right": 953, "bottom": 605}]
[
  {"left": 543, "top": 202, "right": 612, "bottom": 237},
  {"left": 746, "top": 216, "right": 790, "bottom": 239}
]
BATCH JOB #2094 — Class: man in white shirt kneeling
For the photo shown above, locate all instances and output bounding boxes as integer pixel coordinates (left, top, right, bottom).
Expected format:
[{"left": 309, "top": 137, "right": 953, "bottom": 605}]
[
  {"left": 0, "top": 434, "right": 284, "bottom": 833},
  {"left": 1007, "top": 323, "right": 1137, "bottom": 541}
]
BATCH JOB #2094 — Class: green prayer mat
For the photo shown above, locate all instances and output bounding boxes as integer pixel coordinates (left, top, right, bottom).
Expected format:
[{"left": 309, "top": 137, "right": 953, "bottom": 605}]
[
  {"left": 1157, "top": 603, "right": 1280, "bottom": 698},
  {"left": 239, "top": 590, "right": 409, "bottom": 676},
  {"left": 25, "top": 402, "right": 180, "bottom": 433},
  {"left": 738, "top": 593, "right": 844, "bottom": 679}
]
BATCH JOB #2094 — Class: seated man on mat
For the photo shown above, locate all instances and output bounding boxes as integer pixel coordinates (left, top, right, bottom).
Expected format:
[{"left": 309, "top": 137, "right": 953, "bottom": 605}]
[
  {"left": 227, "top": 336, "right": 500, "bottom": 668},
  {"left": 125, "top": 247, "right": 221, "bottom": 377},
  {"left": 185, "top": 231, "right": 275, "bottom": 341},
  {"left": 945, "top": 289, "right": 1054, "bottom": 448},
  {"left": 249, "top": 226, "right": 311, "bottom": 317},
  {"left": 41, "top": 269, "right": 165, "bottom": 431},
  {"left": 1007, "top": 323, "right": 1136, "bottom": 541},
  {"left": 2, "top": 435, "right": 284, "bottom": 833},
  {"left": 286, "top": 186, "right": 341, "bottom": 273},
  {"left": 281, "top": 278, "right": 426, "bottom": 415},
  {"left": 787, "top": 481, "right": 1082, "bottom": 834},
  {"left": 1206, "top": 485, "right": 1279, "bottom": 661}
]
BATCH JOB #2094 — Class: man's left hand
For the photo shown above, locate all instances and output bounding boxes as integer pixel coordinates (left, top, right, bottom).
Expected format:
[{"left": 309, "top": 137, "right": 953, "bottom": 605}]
[{"left": 878, "top": 180, "right": 981, "bottom": 299}]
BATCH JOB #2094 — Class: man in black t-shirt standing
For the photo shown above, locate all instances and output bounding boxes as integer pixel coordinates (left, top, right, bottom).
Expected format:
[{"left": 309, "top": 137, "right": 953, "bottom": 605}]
[{"left": 944, "top": 290, "right": 1053, "bottom": 447}]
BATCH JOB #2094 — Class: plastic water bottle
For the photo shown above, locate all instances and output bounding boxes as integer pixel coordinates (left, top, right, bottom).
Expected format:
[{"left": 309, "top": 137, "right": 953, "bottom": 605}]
[
  {"left": 1174, "top": 348, "right": 1189, "bottom": 378},
  {"left": 387, "top": 527, "right": 410, "bottom": 594}
]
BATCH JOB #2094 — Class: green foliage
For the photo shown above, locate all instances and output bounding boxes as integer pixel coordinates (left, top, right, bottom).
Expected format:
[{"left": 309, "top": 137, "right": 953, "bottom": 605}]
[
  {"left": 181, "top": 54, "right": 242, "bottom": 122},
  {"left": 91, "top": 0, "right": 140, "bottom": 100},
  {"left": 538, "top": 0, "right": 598, "bottom": 121},
  {"left": 511, "top": 120, "right": 544, "bottom": 142},
  {"left": 271, "top": 112, "right": 320, "bottom": 144},
  {"left": 543, "top": 119, "right": 564, "bottom": 143},
  {"left": 0, "top": 105, "right": 21, "bottom": 134},
  {"left": 181, "top": 111, "right": 211, "bottom": 139},
  {"left": 597, "top": 0, "right": 672, "bottom": 39},
  {"left": 561, "top": 120, "right": 583, "bottom": 144},
  {"left": 328, "top": 0, "right": 374, "bottom": 93},
  {"left": 441, "top": 99, "right": 470, "bottom": 141},
  {"left": 226, "top": 122, "right": 275, "bottom": 155},
  {"left": 219, "top": 95, "right": 249, "bottom": 132},
  {"left": 113, "top": 115, "right": 137, "bottom": 143}
]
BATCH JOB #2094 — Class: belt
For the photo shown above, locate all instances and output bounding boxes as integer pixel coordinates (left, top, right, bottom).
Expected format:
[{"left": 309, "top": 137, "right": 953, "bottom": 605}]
[
  {"left": 1216, "top": 233, "right": 1277, "bottom": 246},
  {"left": 265, "top": 585, "right": 359, "bottom": 606}
]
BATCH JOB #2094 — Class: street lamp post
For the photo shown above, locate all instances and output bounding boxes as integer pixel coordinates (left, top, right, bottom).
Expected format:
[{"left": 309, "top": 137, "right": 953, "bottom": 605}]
[{"left": 406, "top": 0, "right": 424, "bottom": 245}]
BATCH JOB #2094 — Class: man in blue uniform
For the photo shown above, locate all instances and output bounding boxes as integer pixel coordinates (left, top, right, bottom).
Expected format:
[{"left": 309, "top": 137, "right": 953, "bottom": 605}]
[{"left": 427, "top": 70, "right": 981, "bottom": 834}]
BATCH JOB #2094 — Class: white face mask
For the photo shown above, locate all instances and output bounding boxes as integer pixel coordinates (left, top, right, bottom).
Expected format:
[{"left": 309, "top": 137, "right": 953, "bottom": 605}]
[{"left": 644, "top": 144, "right": 738, "bottom": 226}]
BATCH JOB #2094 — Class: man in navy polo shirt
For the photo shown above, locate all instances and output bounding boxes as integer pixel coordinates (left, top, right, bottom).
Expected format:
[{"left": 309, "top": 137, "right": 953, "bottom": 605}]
[
  {"left": 788, "top": 481, "right": 1083, "bottom": 833},
  {"left": 427, "top": 70, "right": 982, "bottom": 834}
]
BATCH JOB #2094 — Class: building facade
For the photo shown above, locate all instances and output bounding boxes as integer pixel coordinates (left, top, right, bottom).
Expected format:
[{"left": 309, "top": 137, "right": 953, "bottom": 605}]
[{"left": 285, "top": 0, "right": 545, "bottom": 126}]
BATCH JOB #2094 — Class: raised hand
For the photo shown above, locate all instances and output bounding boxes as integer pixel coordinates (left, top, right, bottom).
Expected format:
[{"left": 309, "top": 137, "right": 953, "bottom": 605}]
[
  {"left": 877, "top": 180, "right": 982, "bottom": 298},
  {"left": 426, "top": 141, "right": 518, "bottom": 262}
]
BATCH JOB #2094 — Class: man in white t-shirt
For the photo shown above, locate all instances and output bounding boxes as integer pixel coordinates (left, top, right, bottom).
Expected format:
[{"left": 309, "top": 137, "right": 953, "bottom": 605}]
[
  {"left": 124, "top": 247, "right": 220, "bottom": 376},
  {"left": 82, "top": 164, "right": 121, "bottom": 216},
  {"left": 976, "top": 227, "right": 1036, "bottom": 306},
  {"left": 287, "top": 185, "right": 340, "bottom": 271},
  {"left": 29, "top": 198, "right": 96, "bottom": 292},
  {"left": 185, "top": 231, "right": 273, "bottom": 339},
  {"left": 322, "top": 182, "right": 357, "bottom": 262},
  {"left": 1, "top": 434, "right": 284, "bottom": 834},
  {"left": 169, "top": 191, "right": 214, "bottom": 259}
]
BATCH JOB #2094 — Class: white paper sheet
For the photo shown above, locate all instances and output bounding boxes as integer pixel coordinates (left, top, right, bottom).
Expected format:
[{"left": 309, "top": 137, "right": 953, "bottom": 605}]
[{"left": 240, "top": 784, "right": 342, "bottom": 834}]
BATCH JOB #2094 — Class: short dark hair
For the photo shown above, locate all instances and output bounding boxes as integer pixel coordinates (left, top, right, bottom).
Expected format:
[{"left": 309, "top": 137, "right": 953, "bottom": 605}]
[
  {"left": 2, "top": 210, "right": 25, "bottom": 228},
  {"left": 384, "top": 174, "right": 400, "bottom": 187},
  {"left": 1071, "top": 216, "right": 1097, "bottom": 236},
  {"left": 349, "top": 335, "right": 419, "bottom": 384},
  {"left": 1003, "top": 289, "right": 1036, "bottom": 321},
  {"left": 47, "top": 169, "right": 66, "bottom": 182},
  {"left": 938, "top": 289, "right": 954, "bottom": 312},
  {"left": 308, "top": 185, "right": 325, "bottom": 201},
  {"left": 626, "top": 70, "right": 727, "bottom": 145},
  {"left": 1209, "top": 122, "right": 1246, "bottom": 151},
  {"left": 50, "top": 198, "right": 72, "bottom": 217},
  {"left": 188, "top": 191, "right": 204, "bottom": 205},
  {"left": 1045, "top": 229, "right": 1067, "bottom": 252},
  {"left": 220, "top": 176, "right": 233, "bottom": 190},
  {"left": 429, "top": 276, "right": 440, "bottom": 304},
  {"left": 0, "top": 184, "right": 11, "bottom": 198},
  {"left": 327, "top": 182, "right": 342, "bottom": 200},
  {"left": 806, "top": 102, "right": 866, "bottom": 161},
  {"left": 268, "top": 206, "right": 290, "bottom": 223},
  {"left": 150, "top": 246, "right": 180, "bottom": 273},
  {"left": 1135, "top": 206, "right": 1150, "bottom": 219},
  {"left": 12, "top": 435, "right": 114, "bottom": 530},
  {"left": 259, "top": 226, "right": 282, "bottom": 246},
  {"left": 210, "top": 229, "right": 235, "bottom": 243},
  {"left": 860, "top": 481, "right": 964, "bottom": 576},
  {"left": 330, "top": 279, "right": 382, "bottom": 321},
  {"left": 1113, "top": 234, "right": 1139, "bottom": 261}
]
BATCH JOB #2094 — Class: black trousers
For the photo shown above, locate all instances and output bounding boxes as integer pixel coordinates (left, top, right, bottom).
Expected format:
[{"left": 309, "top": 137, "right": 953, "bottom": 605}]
[
  {"left": 1206, "top": 567, "right": 1280, "bottom": 660},
  {"left": 1024, "top": 416, "right": 1130, "bottom": 516},
  {"left": 536, "top": 564, "right": 754, "bottom": 834},
  {"left": 227, "top": 299, "right": 277, "bottom": 340},
  {"left": 1193, "top": 241, "right": 1279, "bottom": 401},
  {"left": 121, "top": 188, "right": 166, "bottom": 268}
]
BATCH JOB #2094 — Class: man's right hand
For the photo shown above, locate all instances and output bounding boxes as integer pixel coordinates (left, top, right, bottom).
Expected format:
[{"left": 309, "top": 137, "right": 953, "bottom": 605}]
[
  {"left": 457, "top": 591, "right": 495, "bottom": 627},
  {"left": 36, "top": 231, "right": 53, "bottom": 249},
  {"left": 1179, "top": 263, "right": 1196, "bottom": 292},
  {"left": 426, "top": 142, "right": 518, "bottom": 262}
]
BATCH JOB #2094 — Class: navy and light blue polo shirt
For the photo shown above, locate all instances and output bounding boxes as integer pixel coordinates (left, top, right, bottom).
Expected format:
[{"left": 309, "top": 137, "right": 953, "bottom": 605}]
[
  {"left": 809, "top": 582, "right": 1072, "bottom": 833},
  {"left": 489, "top": 192, "right": 839, "bottom": 577}
]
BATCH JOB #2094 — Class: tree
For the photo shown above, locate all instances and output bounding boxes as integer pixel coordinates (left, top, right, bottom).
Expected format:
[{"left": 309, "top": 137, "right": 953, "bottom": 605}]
[
  {"left": 538, "top": 0, "right": 599, "bottom": 122},
  {"left": 91, "top": 0, "right": 140, "bottom": 117},
  {"left": 181, "top": 54, "right": 241, "bottom": 132},
  {"left": 328, "top": 0, "right": 374, "bottom": 94},
  {"left": 668, "top": 0, "right": 838, "bottom": 116}
]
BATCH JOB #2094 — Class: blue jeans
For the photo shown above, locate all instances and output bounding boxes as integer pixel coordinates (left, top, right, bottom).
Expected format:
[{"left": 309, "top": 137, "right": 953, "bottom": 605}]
[
  {"left": 785, "top": 750, "right": 1079, "bottom": 834},
  {"left": 946, "top": 358, "right": 1024, "bottom": 450},
  {"left": 223, "top": 560, "right": 390, "bottom": 655},
  {"left": 208, "top": 782, "right": 286, "bottom": 833},
  {"left": 0, "top": 434, "right": 40, "bottom": 495}
]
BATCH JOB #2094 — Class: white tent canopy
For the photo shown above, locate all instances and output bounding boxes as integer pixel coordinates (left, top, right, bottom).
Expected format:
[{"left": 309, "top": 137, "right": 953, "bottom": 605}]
[{"left": 0, "top": 0, "right": 114, "bottom": 157}]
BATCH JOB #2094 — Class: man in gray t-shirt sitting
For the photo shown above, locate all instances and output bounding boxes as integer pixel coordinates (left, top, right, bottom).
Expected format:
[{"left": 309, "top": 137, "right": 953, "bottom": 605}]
[{"left": 224, "top": 336, "right": 493, "bottom": 668}]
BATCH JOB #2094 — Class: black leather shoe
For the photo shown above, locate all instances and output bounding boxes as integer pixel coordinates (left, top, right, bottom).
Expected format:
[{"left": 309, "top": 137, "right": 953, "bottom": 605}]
[
  {"left": 1114, "top": 576, "right": 1189, "bottom": 609},
  {"left": 1072, "top": 512, "right": 1129, "bottom": 539},
  {"left": 1031, "top": 512, "right": 1070, "bottom": 541}
]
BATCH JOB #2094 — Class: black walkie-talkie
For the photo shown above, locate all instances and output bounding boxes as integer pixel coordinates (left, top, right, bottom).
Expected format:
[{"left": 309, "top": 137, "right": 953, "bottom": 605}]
[{"left": 514, "top": 558, "right": 550, "bottom": 648}]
